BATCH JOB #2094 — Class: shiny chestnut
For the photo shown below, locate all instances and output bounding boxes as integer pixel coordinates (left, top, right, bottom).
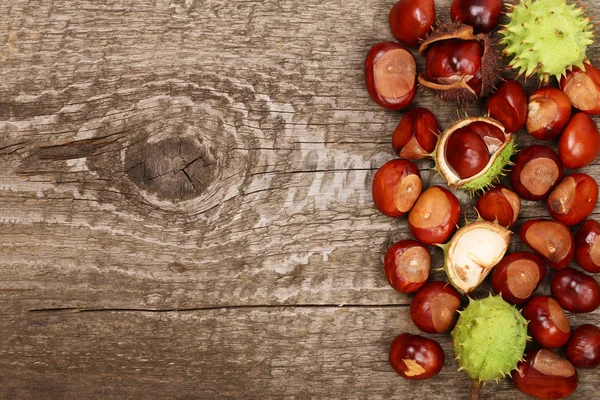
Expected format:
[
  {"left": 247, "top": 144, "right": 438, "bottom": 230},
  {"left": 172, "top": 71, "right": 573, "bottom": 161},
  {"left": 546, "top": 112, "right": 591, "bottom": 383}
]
[
  {"left": 513, "top": 349, "right": 579, "bottom": 400},
  {"left": 450, "top": 0, "right": 503, "bottom": 34},
  {"left": 392, "top": 107, "right": 440, "bottom": 160},
  {"left": 365, "top": 42, "right": 417, "bottom": 110},
  {"left": 520, "top": 219, "right": 574, "bottom": 270},
  {"left": 389, "top": 333, "right": 445, "bottom": 380},
  {"left": 372, "top": 159, "right": 422, "bottom": 218},
  {"left": 410, "top": 281, "right": 461, "bottom": 334},
  {"left": 389, "top": 0, "right": 435, "bottom": 48},
  {"left": 510, "top": 145, "right": 563, "bottom": 201},
  {"left": 526, "top": 87, "right": 572, "bottom": 140},
  {"left": 408, "top": 186, "right": 461, "bottom": 245},
  {"left": 384, "top": 240, "right": 430, "bottom": 294},
  {"left": 561, "top": 62, "right": 600, "bottom": 114},
  {"left": 492, "top": 252, "right": 547, "bottom": 305},
  {"left": 475, "top": 184, "right": 521, "bottom": 228},
  {"left": 566, "top": 324, "right": 600, "bottom": 368},
  {"left": 547, "top": 174, "right": 598, "bottom": 226},
  {"left": 551, "top": 268, "right": 600, "bottom": 313},
  {"left": 558, "top": 112, "right": 600, "bottom": 169},
  {"left": 486, "top": 80, "right": 528, "bottom": 133},
  {"left": 523, "top": 296, "right": 571, "bottom": 349},
  {"left": 576, "top": 220, "right": 600, "bottom": 273}
]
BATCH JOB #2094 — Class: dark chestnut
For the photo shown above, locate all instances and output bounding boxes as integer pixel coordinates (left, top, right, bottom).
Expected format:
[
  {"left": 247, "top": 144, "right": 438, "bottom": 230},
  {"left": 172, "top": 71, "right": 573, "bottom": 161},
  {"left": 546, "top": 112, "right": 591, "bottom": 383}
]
[
  {"left": 510, "top": 145, "right": 563, "bottom": 201},
  {"left": 450, "top": 0, "right": 503, "bottom": 34},
  {"left": 410, "top": 281, "right": 461, "bottom": 334},
  {"left": 561, "top": 62, "right": 600, "bottom": 114},
  {"left": 547, "top": 174, "right": 598, "bottom": 226},
  {"left": 486, "top": 79, "right": 528, "bottom": 133},
  {"left": 365, "top": 42, "right": 417, "bottom": 110},
  {"left": 520, "top": 219, "right": 574, "bottom": 270},
  {"left": 513, "top": 349, "right": 579, "bottom": 400},
  {"left": 475, "top": 184, "right": 521, "bottom": 228},
  {"left": 389, "top": 0, "right": 435, "bottom": 48},
  {"left": 372, "top": 159, "right": 422, "bottom": 218},
  {"left": 566, "top": 324, "right": 600, "bottom": 368},
  {"left": 389, "top": 333, "right": 445, "bottom": 380},
  {"left": 526, "top": 87, "right": 572, "bottom": 140},
  {"left": 551, "top": 268, "right": 600, "bottom": 313},
  {"left": 408, "top": 186, "right": 461, "bottom": 245},
  {"left": 384, "top": 240, "right": 430, "bottom": 294},
  {"left": 492, "top": 252, "right": 547, "bottom": 305},
  {"left": 392, "top": 107, "right": 440, "bottom": 160},
  {"left": 523, "top": 296, "right": 571, "bottom": 349},
  {"left": 575, "top": 220, "right": 600, "bottom": 273},
  {"left": 558, "top": 112, "right": 600, "bottom": 169}
]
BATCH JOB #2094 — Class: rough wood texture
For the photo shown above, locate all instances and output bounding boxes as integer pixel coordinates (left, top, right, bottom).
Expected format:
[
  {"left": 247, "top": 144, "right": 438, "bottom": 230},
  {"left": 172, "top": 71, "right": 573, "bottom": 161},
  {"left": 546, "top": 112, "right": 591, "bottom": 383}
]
[{"left": 0, "top": 0, "right": 599, "bottom": 398}]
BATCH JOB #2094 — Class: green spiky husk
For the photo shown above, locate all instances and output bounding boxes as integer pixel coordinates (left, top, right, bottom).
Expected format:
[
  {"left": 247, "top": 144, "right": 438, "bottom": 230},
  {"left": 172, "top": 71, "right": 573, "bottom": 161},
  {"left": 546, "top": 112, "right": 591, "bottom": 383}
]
[
  {"left": 452, "top": 295, "right": 528, "bottom": 382},
  {"left": 459, "top": 136, "right": 516, "bottom": 194},
  {"left": 500, "top": 0, "right": 594, "bottom": 82}
]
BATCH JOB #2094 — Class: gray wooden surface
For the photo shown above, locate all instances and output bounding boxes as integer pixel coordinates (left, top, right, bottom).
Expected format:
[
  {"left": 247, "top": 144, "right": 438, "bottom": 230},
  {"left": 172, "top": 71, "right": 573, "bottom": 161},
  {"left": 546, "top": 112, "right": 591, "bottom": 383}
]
[{"left": 0, "top": 0, "right": 599, "bottom": 398}]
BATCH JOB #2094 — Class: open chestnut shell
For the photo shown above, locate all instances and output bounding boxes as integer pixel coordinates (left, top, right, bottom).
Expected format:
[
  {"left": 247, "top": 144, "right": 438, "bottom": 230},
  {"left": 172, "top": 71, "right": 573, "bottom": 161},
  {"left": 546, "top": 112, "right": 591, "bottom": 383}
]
[
  {"left": 410, "top": 281, "right": 461, "bottom": 333},
  {"left": 408, "top": 186, "right": 461, "bottom": 245},
  {"left": 372, "top": 159, "right": 422, "bottom": 218},
  {"left": 475, "top": 184, "right": 521, "bottom": 228},
  {"left": 513, "top": 349, "right": 579, "bottom": 400},
  {"left": 389, "top": 333, "right": 445, "bottom": 380},
  {"left": 486, "top": 79, "right": 528, "bottom": 133},
  {"left": 389, "top": 0, "right": 435, "bottom": 48},
  {"left": 566, "top": 324, "right": 600, "bottom": 368},
  {"left": 523, "top": 296, "right": 571, "bottom": 349},
  {"left": 365, "top": 42, "right": 417, "bottom": 110},
  {"left": 384, "top": 240, "right": 430, "bottom": 294},
  {"left": 520, "top": 219, "right": 574, "bottom": 270},
  {"left": 575, "top": 220, "right": 600, "bottom": 273},
  {"left": 558, "top": 112, "right": 600, "bottom": 170},
  {"left": 551, "top": 268, "right": 600, "bottom": 313},
  {"left": 547, "top": 174, "right": 598, "bottom": 226},
  {"left": 561, "top": 62, "right": 600, "bottom": 114},
  {"left": 510, "top": 145, "right": 563, "bottom": 201},
  {"left": 492, "top": 252, "right": 547, "bottom": 305},
  {"left": 526, "top": 87, "right": 572, "bottom": 140},
  {"left": 392, "top": 107, "right": 440, "bottom": 160}
]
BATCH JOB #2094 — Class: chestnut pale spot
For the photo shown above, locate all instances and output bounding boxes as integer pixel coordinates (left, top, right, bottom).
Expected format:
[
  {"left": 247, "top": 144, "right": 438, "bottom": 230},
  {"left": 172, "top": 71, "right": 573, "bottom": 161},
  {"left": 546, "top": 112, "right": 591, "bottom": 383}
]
[
  {"left": 399, "top": 136, "right": 428, "bottom": 159},
  {"left": 527, "top": 96, "right": 559, "bottom": 133},
  {"left": 525, "top": 221, "right": 572, "bottom": 263},
  {"left": 563, "top": 73, "right": 599, "bottom": 111},
  {"left": 506, "top": 259, "right": 540, "bottom": 299},
  {"left": 430, "top": 292, "right": 460, "bottom": 332},
  {"left": 548, "top": 177, "right": 577, "bottom": 215},
  {"left": 394, "top": 174, "right": 423, "bottom": 213},
  {"left": 533, "top": 349, "right": 576, "bottom": 378},
  {"left": 591, "top": 237, "right": 600, "bottom": 266},
  {"left": 402, "top": 359, "right": 426, "bottom": 377},
  {"left": 520, "top": 158, "right": 560, "bottom": 196},
  {"left": 374, "top": 49, "right": 417, "bottom": 100},
  {"left": 396, "top": 246, "right": 430, "bottom": 283},
  {"left": 408, "top": 187, "right": 451, "bottom": 229},
  {"left": 548, "top": 297, "right": 570, "bottom": 334},
  {"left": 501, "top": 188, "right": 521, "bottom": 223}
]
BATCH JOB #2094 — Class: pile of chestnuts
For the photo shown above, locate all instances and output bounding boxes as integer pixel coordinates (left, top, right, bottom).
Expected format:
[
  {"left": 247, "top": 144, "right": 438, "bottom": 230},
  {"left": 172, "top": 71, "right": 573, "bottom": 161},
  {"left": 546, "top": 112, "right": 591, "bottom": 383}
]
[{"left": 367, "top": 1, "right": 600, "bottom": 399}]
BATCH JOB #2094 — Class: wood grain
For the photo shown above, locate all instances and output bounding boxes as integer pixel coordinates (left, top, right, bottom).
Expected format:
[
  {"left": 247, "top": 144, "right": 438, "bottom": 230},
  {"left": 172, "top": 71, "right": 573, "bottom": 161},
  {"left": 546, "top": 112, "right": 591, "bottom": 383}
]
[{"left": 1, "top": 0, "right": 599, "bottom": 398}]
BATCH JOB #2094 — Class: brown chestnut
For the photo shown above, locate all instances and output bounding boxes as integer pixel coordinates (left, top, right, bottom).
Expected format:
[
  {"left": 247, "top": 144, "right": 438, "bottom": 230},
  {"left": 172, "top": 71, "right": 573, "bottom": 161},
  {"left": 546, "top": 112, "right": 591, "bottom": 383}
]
[
  {"left": 408, "top": 186, "right": 461, "bottom": 245},
  {"left": 384, "top": 240, "right": 430, "bottom": 294},
  {"left": 513, "top": 349, "right": 579, "bottom": 400},
  {"left": 450, "top": 0, "right": 503, "bottom": 34},
  {"left": 558, "top": 112, "right": 600, "bottom": 169},
  {"left": 561, "top": 62, "right": 600, "bottom": 114},
  {"left": 392, "top": 107, "right": 440, "bottom": 160},
  {"left": 510, "top": 145, "right": 563, "bottom": 201},
  {"left": 389, "top": 333, "right": 445, "bottom": 380},
  {"left": 410, "top": 281, "right": 461, "bottom": 334},
  {"left": 492, "top": 252, "right": 547, "bottom": 305},
  {"left": 520, "top": 219, "right": 574, "bottom": 270},
  {"left": 547, "top": 174, "right": 598, "bottom": 226},
  {"left": 475, "top": 184, "right": 521, "bottom": 228},
  {"left": 365, "top": 42, "right": 417, "bottom": 110},
  {"left": 526, "top": 87, "right": 572, "bottom": 140},
  {"left": 372, "top": 159, "right": 422, "bottom": 218},
  {"left": 566, "top": 324, "right": 600, "bottom": 368},
  {"left": 551, "top": 268, "right": 600, "bottom": 313},
  {"left": 523, "top": 296, "right": 571, "bottom": 349},
  {"left": 486, "top": 79, "right": 528, "bottom": 133},
  {"left": 575, "top": 220, "right": 600, "bottom": 273},
  {"left": 389, "top": 0, "right": 435, "bottom": 48}
]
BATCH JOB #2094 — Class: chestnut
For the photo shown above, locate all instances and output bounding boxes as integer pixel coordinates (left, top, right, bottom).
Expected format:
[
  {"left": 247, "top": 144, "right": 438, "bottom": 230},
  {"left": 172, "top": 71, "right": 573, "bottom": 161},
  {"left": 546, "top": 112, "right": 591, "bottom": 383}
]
[
  {"left": 551, "top": 268, "right": 600, "bottom": 313},
  {"left": 523, "top": 296, "right": 571, "bottom": 349},
  {"left": 450, "top": 0, "right": 503, "bottom": 34},
  {"left": 513, "top": 349, "right": 579, "bottom": 400},
  {"left": 389, "top": 333, "right": 445, "bottom": 380},
  {"left": 365, "top": 42, "right": 417, "bottom": 110},
  {"left": 389, "top": 0, "right": 435, "bottom": 48},
  {"left": 384, "top": 240, "right": 430, "bottom": 294},
  {"left": 475, "top": 184, "right": 521, "bottom": 228},
  {"left": 392, "top": 107, "right": 440, "bottom": 160},
  {"left": 492, "top": 252, "right": 547, "bottom": 305},
  {"left": 372, "top": 159, "right": 422, "bottom": 218},
  {"left": 526, "top": 87, "right": 572, "bottom": 140},
  {"left": 520, "top": 219, "right": 574, "bottom": 270},
  {"left": 510, "top": 145, "right": 563, "bottom": 201},
  {"left": 408, "top": 186, "right": 461, "bottom": 245},
  {"left": 561, "top": 62, "right": 600, "bottom": 114},
  {"left": 547, "top": 174, "right": 598, "bottom": 226},
  {"left": 566, "top": 324, "right": 600, "bottom": 368},
  {"left": 575, "top": 220, "right": 600, "bottom": 273},
  {"left": 410, "top": 281, "right": 461, "bottom": 334},
  {"left": 486, "top": 80, "right": 528, "bottom": 133},
  {"left": 558, "top": 112, "right": 600, "bottom": 169}
]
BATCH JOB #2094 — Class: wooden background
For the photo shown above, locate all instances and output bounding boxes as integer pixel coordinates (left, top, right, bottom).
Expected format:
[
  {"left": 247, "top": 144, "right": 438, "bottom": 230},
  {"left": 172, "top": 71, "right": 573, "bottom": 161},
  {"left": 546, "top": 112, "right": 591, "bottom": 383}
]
[{"left": 1, "top": 0, "right": 599, "bottom": 398}]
